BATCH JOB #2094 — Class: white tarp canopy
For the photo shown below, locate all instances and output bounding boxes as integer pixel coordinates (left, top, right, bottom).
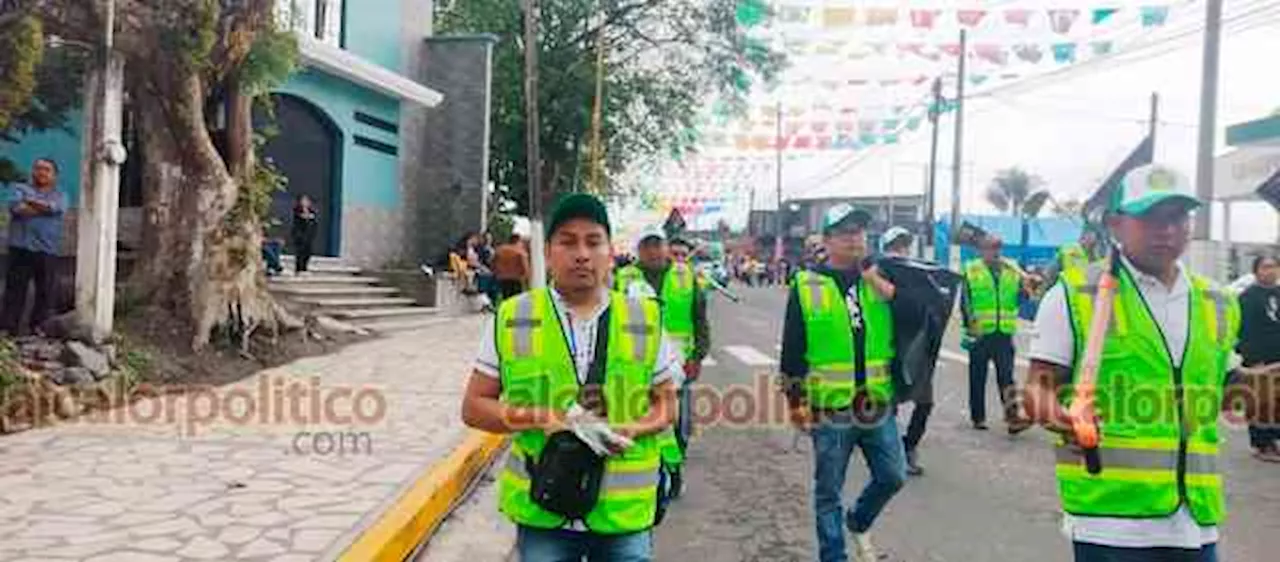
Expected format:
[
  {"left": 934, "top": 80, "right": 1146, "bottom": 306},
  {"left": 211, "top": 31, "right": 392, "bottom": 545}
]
[{"left": 1213, "top": 146, "right": 1280, "bottom": 202}]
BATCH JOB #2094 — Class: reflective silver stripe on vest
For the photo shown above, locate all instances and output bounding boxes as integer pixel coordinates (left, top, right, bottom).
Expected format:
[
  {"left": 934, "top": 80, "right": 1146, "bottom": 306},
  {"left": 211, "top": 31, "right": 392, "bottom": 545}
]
[
  {"left": 1205, "top": 289, "right": 1228, "bottom": 344},
  {"left": 624, "top": 299, "right": 652, "bottom": 362},
  {"left": 504, "top": 454, "right": 658, "bottom": 492},
  {"left": 508, "top": 296, "right": 538, "bottom": 357},
  {"left": 803, "top": 276, "right": 825, "bottom": 309},
  {"left": 1054, "top": 446, "right": 1219, "bottom": 474}
]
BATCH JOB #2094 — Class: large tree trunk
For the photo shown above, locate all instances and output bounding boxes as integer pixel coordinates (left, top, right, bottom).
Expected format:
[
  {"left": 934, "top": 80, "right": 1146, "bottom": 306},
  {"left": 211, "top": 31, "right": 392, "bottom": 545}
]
[{"left": 131, "top": 68, "right": 273, "bottom": 351}]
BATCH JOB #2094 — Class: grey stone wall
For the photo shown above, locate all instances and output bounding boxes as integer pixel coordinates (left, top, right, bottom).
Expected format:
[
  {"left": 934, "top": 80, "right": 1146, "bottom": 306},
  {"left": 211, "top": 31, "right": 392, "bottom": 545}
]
[{"left": 402, "top": 35, "right": 495, "bottom": 265}]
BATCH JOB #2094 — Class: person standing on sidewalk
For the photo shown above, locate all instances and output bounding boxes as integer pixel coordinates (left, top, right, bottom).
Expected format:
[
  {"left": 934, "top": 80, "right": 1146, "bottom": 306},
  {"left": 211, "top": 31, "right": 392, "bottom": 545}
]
[
  {"left": 291, "top": 195, "right": 319, "bottom": 275},
  {"left": 1025, "top": 164, "right": 1247, "bottom": 562},
  {"left": 2, "top": 158, "right": 66, "bottom": 335},
  {"left": 462, "top": 193, "right": 680, "bottom": 561},
  {"left": 1236, "top": 254, "right": 1280, "bottom": 462},
  {"left": 613, "top": 228, "right": 709, "bottom": 501},
  {"left": 781, "top": 204, "right": 905, "bottom": 562},
  {"left": 961, "top": 234, "right": 1034, "bottom": 434},
  {"left": 492, "top": 233, "right": 531, "bottom": 302}
]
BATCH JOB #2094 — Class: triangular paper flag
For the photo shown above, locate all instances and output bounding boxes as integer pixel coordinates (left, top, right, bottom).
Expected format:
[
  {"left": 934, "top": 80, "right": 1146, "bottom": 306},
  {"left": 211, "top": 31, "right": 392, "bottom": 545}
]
[
  {"left": 910, "top": 9, "right": 938, "bottom": 29},
  {"left": 1052, "top": 43, "right": 1077, "bottom": 63},
  {"left": 822, "top": 7, "right": 857, "bottom": 28},
  {"left": 1141, "top": 6, "right": 1170, "bottom": 27},
  {"left": 941, "top": 43, "right": 963, "bottom": 57},
  {"left": 735, "top": 0, "right": 768, "bottom": 27},
  {"left": 975, "top": 44, "right": 1007, "bottom": 65},
  {"left": 957, "top": 9, "right": 988, "bottom": 27},
  {"left": 1005, "top": 9, "right": 1032, "bottom": 26},
  {"left": 969, "top": 74, "right": 989, "bottom": 86},
  {"left": 906, "top": 117, "right": 923, "bottom": 131},
  {"left": 1049, "top": 9, "right": 1081, "bottom": 34},
  {"left": 865, "top": 7, "right": 899, "bottom": 26},
  {"left": 1014, "top": 44, "right": 1044, "bottom": 63},
  {"left": 1091, "top": 41, "right": 1114, "bottom": 56},
  {"left": 1092, "top": 8, "right": 1118, "bottom": 25}
]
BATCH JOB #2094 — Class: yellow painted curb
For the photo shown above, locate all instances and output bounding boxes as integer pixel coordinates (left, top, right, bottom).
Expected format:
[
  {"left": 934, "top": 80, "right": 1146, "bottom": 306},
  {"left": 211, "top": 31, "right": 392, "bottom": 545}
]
[{"left": 339, "top": 430, "right": 507, "bottom": 562}]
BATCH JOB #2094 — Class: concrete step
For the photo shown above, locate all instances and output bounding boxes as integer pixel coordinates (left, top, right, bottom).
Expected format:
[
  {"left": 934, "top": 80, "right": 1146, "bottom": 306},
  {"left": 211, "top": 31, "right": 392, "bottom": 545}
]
[
  {"left": 269, "top": 274, "right": 381, "bottom": 285},
  {"left": 327, "top": 306, "right": 441, "bottom": 320},
  {"left": 353, "top": 315, "right": 455, "bottom": 333},
  {"left": 292, "top": 296, "right": 417, "bottom": 309},
  {"left": 275, "top": 263, "right": 363, "bottom": 275},
  {"left": 269, "top": 285, "right": 400, "bottom": 297},
  {"left": 280, "top": 255, "right": 345, "bottom": 266}
]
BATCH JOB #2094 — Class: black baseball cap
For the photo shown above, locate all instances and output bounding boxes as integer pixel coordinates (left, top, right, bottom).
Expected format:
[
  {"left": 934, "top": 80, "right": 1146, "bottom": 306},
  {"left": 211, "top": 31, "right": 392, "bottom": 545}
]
[{"left": 546, "top": 193, "right": 611, "bottom": 238}]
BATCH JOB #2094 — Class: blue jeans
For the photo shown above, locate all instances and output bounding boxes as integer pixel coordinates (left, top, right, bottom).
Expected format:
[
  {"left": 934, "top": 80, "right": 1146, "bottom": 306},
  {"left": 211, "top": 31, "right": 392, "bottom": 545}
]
[
  {"left": 1073, "top": 542, "right": 1217, "bottom": 562},
  {"left": 811, "top": 408, "right": 907, "bottom": 562},
  {"left": 516, "top": 526, "right": 652, "bottom": 562}
]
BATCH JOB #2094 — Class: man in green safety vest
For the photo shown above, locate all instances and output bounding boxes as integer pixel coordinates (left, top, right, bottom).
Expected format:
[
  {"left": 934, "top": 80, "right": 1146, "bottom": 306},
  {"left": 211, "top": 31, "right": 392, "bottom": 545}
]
[
  {"left": 613, "top": 227, "right": 710, "bottom": 501},
  {"left": 780, "top": 204, "right": 905, "bottom": 562},
  {"left": 1047, "top": 227, "right": 1103, "bottom": 289},
  {"left": 462, "top": 193, "right": 683, "bottom": 561},
  {"left": 961, "top": 234, "right": 1036, "bottom": 434},
  {"left": 1025, "top": 164, "right": 1251, "bottom": 562}
]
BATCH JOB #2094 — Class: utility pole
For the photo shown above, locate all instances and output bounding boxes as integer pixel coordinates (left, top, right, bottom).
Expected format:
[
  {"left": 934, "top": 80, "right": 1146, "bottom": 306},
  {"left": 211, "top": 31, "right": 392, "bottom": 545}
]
[
  {"left": 1193, "top": 0, "right": 1222, "bottom": 241},
  {"left": 773, "top": 102, "right": 784, "bottom": 262},
  {"left": 925, "top": 77, "right": 942, "bottom": 250},
  {"left": 587, "top": 2, "right": 606, "bottom": 194},
  {"left": 75, "top": 0, "right": 125, "bottom": 340},
  {"left": 949, "top": 29, "right": 967, "bottom": 252},
  {"left": 523, "top": 0, "right": 546, "bottom": 288},
  {"left": 1149, "top": 91, "right": 1160, "bottom": 144}
]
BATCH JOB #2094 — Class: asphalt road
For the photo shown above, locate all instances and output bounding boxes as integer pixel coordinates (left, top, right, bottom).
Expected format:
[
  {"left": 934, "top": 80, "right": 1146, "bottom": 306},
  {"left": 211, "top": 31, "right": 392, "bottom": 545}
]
[{"left": 653, "top": 285, "right": 1280, "bottom": 562}]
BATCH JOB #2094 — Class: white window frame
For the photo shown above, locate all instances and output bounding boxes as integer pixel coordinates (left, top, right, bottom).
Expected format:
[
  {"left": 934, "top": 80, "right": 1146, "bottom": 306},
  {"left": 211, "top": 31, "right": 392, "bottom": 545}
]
[{"left": 276, "top": 0, "right": 343, "bottom": 48}]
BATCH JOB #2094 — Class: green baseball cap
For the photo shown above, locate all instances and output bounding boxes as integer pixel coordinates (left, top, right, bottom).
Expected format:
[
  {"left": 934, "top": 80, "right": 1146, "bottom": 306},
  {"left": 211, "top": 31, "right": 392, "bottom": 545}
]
[
  {"left": 546, "top": 193, "right": 612, "bottom": 238},
  {"left": 1112, "top": 164, "right": 1201, "bottom": 216},
  {"left": 821, "top": 203, "right": 873, "bottom": 234}
]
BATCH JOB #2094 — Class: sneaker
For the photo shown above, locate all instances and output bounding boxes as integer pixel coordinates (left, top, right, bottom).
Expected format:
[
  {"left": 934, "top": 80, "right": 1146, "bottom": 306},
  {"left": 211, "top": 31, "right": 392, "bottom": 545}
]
[
  {"left": 1007, "top": 418, "right": 1033, "bottom": 436},
  {"left": 972, "top": 421, "right": 989, "bottom": 431},
  {"left": 1254, "top": 447, "right": 1280, "bottom": 463},
  {"left": 905, "top": 449, "right": 924, "bottom": 476},
  {"left": 851, "top": 532, "right": 878, "bottom": 561}
]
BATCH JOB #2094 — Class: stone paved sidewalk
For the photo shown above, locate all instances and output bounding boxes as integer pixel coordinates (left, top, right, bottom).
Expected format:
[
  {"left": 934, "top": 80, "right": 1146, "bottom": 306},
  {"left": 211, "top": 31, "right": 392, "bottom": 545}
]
[{"left": 0, "top": 316, "right": 480, "bottom": 562}]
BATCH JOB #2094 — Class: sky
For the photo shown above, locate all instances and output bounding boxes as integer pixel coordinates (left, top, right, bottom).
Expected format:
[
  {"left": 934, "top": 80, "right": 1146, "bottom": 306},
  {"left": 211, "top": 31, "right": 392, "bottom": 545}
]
[{"left": 619, "top": 0, "right": 1280, "bottom": 243}]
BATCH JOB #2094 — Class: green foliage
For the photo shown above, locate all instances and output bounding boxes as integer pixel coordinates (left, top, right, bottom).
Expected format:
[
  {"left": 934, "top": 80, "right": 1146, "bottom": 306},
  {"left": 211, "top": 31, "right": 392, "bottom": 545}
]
[
  {"left": 0, "top": 15, "right": 44, "bottom": 133},
  {"left": 158, "top": 0, "right": 220, "bottom": 76},
  {"left": 987, "top": 167, "right": 1046, "bottom": 218},
  {"left": 487, "top": 213, "right": 515, "bottom": 243},
  {"left": 438, "top": 0, "right": 783, "bottom": 214},
  {"left": 239, "top": 27, "right": 300, "bottom": 96},
  {"left": 0, "top": 337, "right": 20, "bottom": 395},
  {"left": 112, "top": 336, "right": 154, "bottom": 388}
]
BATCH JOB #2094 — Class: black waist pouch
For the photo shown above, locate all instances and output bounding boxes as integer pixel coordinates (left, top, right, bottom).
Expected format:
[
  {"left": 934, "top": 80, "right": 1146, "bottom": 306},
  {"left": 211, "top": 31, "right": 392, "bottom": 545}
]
[{"left": 528, "top": 431, "right": 606, "bottom": 519}]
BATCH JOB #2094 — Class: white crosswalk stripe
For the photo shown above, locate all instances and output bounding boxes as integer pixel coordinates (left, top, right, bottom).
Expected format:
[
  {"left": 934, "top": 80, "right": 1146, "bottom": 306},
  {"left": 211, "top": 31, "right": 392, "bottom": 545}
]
[
  {"left": 722, "top": 345, "right": 776, "bottom": 367},
  {"left": 702, "top": 356, "right": 718, "bottom": 367}
]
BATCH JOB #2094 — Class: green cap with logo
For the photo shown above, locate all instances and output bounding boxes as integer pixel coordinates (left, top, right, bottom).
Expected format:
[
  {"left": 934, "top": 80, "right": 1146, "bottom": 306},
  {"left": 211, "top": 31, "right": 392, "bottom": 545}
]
[
  {"left": 1112, "top": 164, "right": 1201, "bottom": 216},
  {"left": 821, "top": 203, "right": 873, "bottom": 234},
  {"left": 546, "top": 193, "right": 612, "bottom": 238}
]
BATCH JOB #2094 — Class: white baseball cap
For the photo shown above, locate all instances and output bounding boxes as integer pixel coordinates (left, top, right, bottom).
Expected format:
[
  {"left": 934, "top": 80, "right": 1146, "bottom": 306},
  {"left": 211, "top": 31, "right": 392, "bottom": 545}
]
[
  {"left": 880, "top": 226, "right": 912, "bottom": 251},
  {"left": 1113, "top": 164, "right": 1201, "bottom": 216}
]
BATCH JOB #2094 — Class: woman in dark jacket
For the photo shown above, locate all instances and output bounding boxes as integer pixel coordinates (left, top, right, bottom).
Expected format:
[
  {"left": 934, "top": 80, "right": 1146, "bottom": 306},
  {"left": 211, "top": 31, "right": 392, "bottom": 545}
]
[
  {"left": 291, "top": 195, "right": 319, "bottom": 274},
  {"left": 1237, "top": 254, "right": 1280, "bottom": 462}
]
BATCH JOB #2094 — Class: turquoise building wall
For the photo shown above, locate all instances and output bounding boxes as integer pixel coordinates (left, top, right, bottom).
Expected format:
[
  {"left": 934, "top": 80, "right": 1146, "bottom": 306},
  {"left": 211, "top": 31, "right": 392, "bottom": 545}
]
[{"left": 0, "top": 114, "right": 84, "bottom": 201}]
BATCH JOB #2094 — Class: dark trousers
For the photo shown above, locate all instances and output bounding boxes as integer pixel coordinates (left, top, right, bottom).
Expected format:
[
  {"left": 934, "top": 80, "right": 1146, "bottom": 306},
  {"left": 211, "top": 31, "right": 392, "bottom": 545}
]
[
  {"left": 901, "top": 402, "right": 934, "bottom": 452},
  {"left": 968, "top": 333, "right": 1017, "bottom": 423},
  {"left": 292, "top": 235, "right": 313, "bottom": 273},
  {"left": 0, "top": 247, "right": 57, "bottom": 334},
  {"left": 1073, "top": 542, "right": 1217, "bottom": 562},
  {"left": 1249, "top": 424, "right": 1280, "bottom": 449}
]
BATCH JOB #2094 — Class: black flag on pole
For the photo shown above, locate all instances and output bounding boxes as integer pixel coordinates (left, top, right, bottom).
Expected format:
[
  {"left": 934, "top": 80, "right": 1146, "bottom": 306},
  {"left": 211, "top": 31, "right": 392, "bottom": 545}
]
[
  {"left": 1083, "top": 135, "right": 1154, "bottom": 223},
  {"left": 1256, "top": 167, "right": 1280, "bottom": 212}
]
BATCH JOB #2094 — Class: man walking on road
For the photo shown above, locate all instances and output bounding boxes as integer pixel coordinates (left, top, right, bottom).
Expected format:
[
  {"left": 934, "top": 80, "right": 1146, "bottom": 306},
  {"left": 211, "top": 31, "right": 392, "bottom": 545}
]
[
  {"left": 613, "top": 228, "right": 710, "bottom": 501},
  {"left": 1025, "top": 164, "right": 1247, "bottom": 562},
  {"left": 961, "top": 234, "right": 1034, "bottom": 434},
  {"left": 781, "top": 204, "right": 905, "bottom": 562},
  {"left": 461, "top": 194, "right": 681, "bottom": 561}
]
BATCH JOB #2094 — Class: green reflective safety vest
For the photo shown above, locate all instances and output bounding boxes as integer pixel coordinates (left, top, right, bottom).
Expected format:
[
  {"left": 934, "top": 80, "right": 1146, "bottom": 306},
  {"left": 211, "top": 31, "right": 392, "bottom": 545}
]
[
  {"left": 613, "top": 263, "right": 698, "bottom": 468},
  {"left": 496, "top": 289, "right": 664, "bottom": 534},
  {"left": 613, "top": 264, "right": 698, "bottom": 357},
  {"left": 1057, "top": 243, "right": 1091, "bottom": 288},
  {"left": 1058, "top": 264, "right": 1240, "bottom": 526},
  {"left": 793, "top": 270, "right": 895, "bottom": 407},
  {"left": 963, "top": 259, "right": 1021, "bottom": 336}
]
